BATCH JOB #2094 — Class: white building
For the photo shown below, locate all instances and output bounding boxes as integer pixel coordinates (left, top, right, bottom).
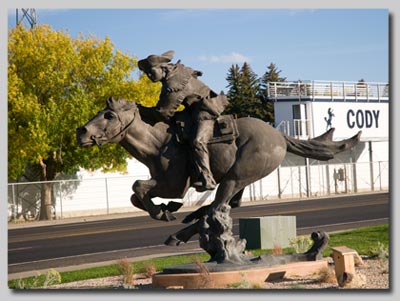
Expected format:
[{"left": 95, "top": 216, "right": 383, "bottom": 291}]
[{"left": 269, "top": 80, "right": 389, "bottom": 196}]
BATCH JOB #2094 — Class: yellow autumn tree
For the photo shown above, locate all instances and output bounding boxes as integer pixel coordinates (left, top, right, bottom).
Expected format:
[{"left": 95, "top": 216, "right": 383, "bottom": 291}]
[{"left": 8, "top": 24, "right": 160, "bottom": 220}]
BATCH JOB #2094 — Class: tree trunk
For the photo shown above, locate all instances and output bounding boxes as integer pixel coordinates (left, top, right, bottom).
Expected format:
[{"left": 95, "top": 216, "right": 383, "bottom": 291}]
[
  {"left": 39, "top": 155, "right": 58, "bottom": 220},
  {"left": 40, "top": 181, "right": 53, "bottom": 220}
]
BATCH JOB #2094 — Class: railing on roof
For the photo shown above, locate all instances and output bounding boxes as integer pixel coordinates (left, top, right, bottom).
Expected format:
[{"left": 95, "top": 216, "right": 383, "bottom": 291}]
[
  {"left": 276, "top": 119, "right": 311, "bottom": 139},
  {"left": 267, "top": 80, "right": 389, "bottom": 102}
]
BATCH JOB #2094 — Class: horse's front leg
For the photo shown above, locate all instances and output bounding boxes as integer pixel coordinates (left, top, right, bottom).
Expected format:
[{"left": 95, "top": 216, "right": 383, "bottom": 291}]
[
  {"left": 132, "top": 179, "right": 182, "bottom": 222},
  {"left": 132, "top": 179, "right": 165, "bottom": 221}
]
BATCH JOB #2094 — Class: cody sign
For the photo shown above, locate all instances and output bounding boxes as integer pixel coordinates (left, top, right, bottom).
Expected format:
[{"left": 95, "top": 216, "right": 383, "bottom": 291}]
[
  {"left": 313, "top": 102, "right": 388, "bottom": 139},
  {"left": 347, "top": 109, "right": 380, "bottom": 129}
]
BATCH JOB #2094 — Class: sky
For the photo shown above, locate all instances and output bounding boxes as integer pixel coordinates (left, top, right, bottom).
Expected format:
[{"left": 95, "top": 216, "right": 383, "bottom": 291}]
[{"left": 7, "top": 8, "right": 388, "bottom": 93}]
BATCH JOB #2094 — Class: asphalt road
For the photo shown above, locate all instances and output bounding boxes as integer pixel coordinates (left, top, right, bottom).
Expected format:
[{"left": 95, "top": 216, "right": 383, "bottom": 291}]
[{"left": 8, "top": 192, "right": 389, "bottom": 274}]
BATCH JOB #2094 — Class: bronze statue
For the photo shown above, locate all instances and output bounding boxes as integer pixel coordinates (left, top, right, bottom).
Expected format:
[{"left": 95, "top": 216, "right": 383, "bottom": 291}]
[
  {"left": 138, "top": 50, "right": 229, "bottom": 191},
  {"left": 77, "top": 93, "right": 361, "bottom": 263}
]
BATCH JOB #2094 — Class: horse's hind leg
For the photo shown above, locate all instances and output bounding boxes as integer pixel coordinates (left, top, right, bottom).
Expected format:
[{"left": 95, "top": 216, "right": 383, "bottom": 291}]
[
  {"left": 210, "top": 179, "right": 243, "bottom": 211},
  {"left": 229, "top": 188, "right": 244, "bottom": 208},
  {"left": 164, "top": 220, "right": 200, "bottom": 246}
]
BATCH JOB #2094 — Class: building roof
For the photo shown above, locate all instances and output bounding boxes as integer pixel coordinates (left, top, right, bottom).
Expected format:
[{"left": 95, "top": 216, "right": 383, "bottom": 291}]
[{"left": 267, "top": 80, "right": 389, "bottom": 103}]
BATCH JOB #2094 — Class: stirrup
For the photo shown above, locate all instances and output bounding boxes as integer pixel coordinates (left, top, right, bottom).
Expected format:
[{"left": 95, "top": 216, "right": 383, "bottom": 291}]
[{"left": 193, "top": 180, "right": 216, "bottom": 192}]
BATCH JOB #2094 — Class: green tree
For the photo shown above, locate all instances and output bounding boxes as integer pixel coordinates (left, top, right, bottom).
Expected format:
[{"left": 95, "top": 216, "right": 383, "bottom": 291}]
[
  {"left": 8, "top": 24, "right": 160, "bottom": 220},
  {"left": 261, "top": 63, "right": 287, "bottom": 85},
  {"left": 260, "top": 63, "right": 287, "bottom": 123},
  {"left": 225, "top": 64, "right": 242, "bottom": 118},
  {"left": 225, "top": 62, "right": 272, "bottom": 122}
]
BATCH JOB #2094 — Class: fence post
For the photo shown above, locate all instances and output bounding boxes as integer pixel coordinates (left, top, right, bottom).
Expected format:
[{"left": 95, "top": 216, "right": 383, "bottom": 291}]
[
  {"left": 305, "top": 158, "right": 311, "bottom": 198},
  {"left": 355, "top": 83, "right": 358, "bottom": 101},
  {"left": 325, "top": 164, "right": 330, "bottom": 195},
  {"left": 351, "top": 157, "right": 358, "bottom": 193},
  {"left": 312, "top": 81, "right": 315, "bottom": 99},
  {"left": 105, "top": 178, "right": 110, "bottom": 214},
  {"left": 342, "top": 82, "right": 346, "bottom": 101},
  {"left": 298, "top": 165, "right": 302, "bottom": 197},
  {"left": 12, "top": 184, "right": 17, "bottom": 223},
  {"left": 277, "top": 166, "right": 282, "bottom": 199},
  {"left": 59, "top": 181, "right": 63, "bottom": 219},
  {"left": 368, "top": 141, "right": 375, "bottom": 191},
  {"left": 377, "top": 83, "right": 380, "bottom": 101},
  {"left": 290, "top": 166, "right": 294, "bottom": 199}
]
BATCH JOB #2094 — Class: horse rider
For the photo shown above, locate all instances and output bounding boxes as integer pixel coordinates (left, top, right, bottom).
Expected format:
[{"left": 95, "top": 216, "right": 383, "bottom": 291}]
[{"left": 138, "top": 50, "right": 229, "bottom": 192}]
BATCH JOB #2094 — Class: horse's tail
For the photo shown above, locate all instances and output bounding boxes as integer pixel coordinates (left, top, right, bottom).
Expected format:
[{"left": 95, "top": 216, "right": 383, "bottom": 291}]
[{"left": 284, "top": 128, "right": 361, "bottom": 161}]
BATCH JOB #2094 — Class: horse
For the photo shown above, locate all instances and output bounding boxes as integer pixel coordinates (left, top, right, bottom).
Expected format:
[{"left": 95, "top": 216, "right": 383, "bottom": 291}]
[{"left": 77, "top": 97, "right": 361, "bottom": 263}]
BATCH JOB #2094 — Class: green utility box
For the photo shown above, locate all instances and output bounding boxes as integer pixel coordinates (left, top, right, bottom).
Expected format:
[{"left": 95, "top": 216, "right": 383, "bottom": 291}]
[{"left": 239, "top": 216, "right": 297, "bottom": 250}]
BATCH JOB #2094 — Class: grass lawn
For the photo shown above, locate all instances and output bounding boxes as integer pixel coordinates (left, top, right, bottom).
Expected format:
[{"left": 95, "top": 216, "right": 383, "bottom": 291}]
[{"left": 8, "top": 223, "right": 389, "bottom": 289}]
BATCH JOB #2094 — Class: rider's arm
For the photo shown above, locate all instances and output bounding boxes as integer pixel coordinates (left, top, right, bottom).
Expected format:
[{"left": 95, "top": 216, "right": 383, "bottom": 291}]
[{"left": 137, "top": 104, "right": 166, "bottom": 123}]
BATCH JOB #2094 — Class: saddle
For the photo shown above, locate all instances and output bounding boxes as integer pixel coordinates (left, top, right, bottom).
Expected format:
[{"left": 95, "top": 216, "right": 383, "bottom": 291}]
[
  {"left": 174, "top": 114, "right": 239, "bottom": 145},
  {"left": 209, "top": 115, "right": 239, "bottom": 144}
]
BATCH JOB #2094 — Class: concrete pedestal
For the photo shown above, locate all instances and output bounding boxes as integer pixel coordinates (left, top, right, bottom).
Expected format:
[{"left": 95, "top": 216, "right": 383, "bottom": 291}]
[
  {"left": 152, "top": 259, "right": 328, "bottom": 289},
  {"left": 239, "top": 216, "right": 296, "bottom": 249}
]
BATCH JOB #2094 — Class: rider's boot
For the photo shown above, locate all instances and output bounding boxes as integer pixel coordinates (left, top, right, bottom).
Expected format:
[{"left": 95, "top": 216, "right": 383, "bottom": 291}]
[{"left": 193, "top": 173, "right": 216, "bottom": 192}]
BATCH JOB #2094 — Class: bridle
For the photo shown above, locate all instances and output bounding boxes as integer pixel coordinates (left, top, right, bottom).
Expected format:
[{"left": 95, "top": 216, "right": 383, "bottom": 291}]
[{"left": 105, "top": 107, "right": 136, "bottom": 141}]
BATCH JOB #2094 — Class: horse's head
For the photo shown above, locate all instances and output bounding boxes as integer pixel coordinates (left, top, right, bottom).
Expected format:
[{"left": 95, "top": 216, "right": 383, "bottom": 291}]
[{"left": 76, "top": 97, "right": 137, "bottom": 147}]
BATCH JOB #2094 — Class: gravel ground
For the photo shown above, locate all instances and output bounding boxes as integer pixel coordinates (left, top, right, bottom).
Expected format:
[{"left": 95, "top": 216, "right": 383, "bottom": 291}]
[
  {"left": 48, "top": 257, "right": 389, "bottom": 290},
  {"left": 262, "top": 257, "right": 389, "bottom": 290}
]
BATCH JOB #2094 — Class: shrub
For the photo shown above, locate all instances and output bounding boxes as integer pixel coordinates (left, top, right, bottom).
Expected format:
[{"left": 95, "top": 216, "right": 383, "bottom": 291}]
[
  {"left": 143, "top": 262, "right": 157, "bottom": 278},
  {"left": 316, "top": 267, "right": 337, "bottom": 284},
  {"left": 13, "top": 269, "right": 61, "bottom": 289},
  {"left": 272, "top": 243, "right": 283, "bottom": 255},
  {"left": 368, "top": 241, "right": 389, "bottom": 260},
  {"left": 193, "top": 257, "right": 213, "bottom": 288},
  {"left": 289, "top": 235, "right": 313, "bottom": 253},
  {"left": 116, "top": 258, "right": 135, "bottom": 286}
]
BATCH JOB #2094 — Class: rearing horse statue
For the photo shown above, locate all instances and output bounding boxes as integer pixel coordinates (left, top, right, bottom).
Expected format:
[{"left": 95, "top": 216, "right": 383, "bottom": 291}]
[{"left": 77, "top": 97, "right": 361, "bottom": 263}]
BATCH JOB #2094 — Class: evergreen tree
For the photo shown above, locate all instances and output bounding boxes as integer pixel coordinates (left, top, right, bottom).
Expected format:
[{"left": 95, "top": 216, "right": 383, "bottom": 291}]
[
  {"left": 261, "top": 63, "right": 287, "bottom": 85},
  {"left": 225, "top": 64, "right": 242, "bottom": 118},
  {"left": 225, "top": 62, "right": 271, "bottom": 122},
  {"left": 260, "top": 63, "right": 287, "bottom": 123}
]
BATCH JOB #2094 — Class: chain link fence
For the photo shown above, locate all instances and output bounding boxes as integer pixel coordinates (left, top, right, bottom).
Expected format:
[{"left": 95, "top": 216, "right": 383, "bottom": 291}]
[{"left": 8, "top": 161, "right": 388, "bottom": 222}]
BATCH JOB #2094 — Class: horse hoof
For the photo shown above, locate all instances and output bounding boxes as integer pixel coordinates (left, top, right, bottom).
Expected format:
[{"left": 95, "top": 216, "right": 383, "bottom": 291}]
[
  {"left": 161, "top": 210, "right": 176, "bottom": 222},
  {"left": 149, "top": 212, "right": 164, "bottom": 221},
  {"left": 164, "top": 235, "right": 181, "bottom": 246},
  {"left": 182, "top": 205, "right": 210, "bottom": 224}
]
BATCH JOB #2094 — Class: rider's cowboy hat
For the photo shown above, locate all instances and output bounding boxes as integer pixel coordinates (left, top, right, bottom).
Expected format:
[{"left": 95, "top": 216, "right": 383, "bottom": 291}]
[{"left": 138, "top": 50, "right": 175, "bottom": 72}]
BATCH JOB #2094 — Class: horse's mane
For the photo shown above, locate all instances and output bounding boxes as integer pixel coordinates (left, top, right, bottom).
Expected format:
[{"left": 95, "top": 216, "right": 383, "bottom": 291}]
[
  {"left": 106, "top": 97, "right": 137, "bottom": 112},
  {"left": 106, "top": 97, "right": 190, "bottom": 132},
  {"left": 136, "top": 104, "right": 163, "bottom": 126}
]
